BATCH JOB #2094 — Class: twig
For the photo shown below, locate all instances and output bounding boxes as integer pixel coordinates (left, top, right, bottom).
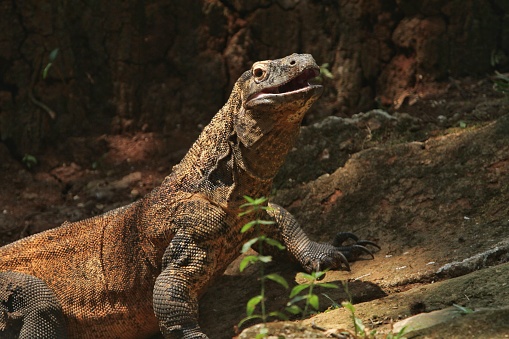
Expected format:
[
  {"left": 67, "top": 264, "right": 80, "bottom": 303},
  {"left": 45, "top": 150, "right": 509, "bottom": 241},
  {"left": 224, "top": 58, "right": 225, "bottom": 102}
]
[{"left": 28, "top": 52, "right": 57, "bottom": 119}]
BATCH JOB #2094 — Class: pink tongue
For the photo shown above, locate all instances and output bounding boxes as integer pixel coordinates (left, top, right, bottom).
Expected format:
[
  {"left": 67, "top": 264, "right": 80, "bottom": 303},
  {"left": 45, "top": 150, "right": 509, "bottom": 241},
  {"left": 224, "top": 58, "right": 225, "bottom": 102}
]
[
  {"left": 252, "top": 87, "right": 279, "bottom": 99},
  {"left": 248, "top": 92, "right": 264, "bottom": 100}
]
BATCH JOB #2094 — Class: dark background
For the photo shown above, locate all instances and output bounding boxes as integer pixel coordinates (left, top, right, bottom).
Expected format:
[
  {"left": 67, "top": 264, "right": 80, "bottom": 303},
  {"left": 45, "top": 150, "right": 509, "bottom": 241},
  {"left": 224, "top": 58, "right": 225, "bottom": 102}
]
[{"left": 1, "top": 0, "right": 508, "bottom": 158}]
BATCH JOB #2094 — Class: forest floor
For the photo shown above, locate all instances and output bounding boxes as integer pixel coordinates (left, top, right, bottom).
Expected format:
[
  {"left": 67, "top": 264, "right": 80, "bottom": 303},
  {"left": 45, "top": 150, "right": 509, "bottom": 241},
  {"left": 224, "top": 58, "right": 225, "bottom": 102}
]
[{"left": 0, "top": 75, "right": 508, "bottom": 338}]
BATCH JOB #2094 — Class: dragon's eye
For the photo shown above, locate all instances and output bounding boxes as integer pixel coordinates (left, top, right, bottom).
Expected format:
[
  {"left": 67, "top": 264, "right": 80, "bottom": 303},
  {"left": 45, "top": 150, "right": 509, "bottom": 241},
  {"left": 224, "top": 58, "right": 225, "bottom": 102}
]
[{"left": 253, "top": 68, "right": 265, "bottom": 79}]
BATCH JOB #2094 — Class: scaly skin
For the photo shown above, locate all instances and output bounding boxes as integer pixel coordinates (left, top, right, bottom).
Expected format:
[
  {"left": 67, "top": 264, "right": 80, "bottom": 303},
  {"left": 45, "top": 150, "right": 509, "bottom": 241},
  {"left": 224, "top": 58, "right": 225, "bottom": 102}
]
[{"left": 0, "top": 54, "right": 376, "bottom": 339}]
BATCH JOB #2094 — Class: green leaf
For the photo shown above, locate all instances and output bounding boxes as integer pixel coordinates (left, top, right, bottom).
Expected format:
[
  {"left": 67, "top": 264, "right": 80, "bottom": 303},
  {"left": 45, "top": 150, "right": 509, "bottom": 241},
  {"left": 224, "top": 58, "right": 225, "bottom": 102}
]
[
  {"left": 342, "top": 301, "right": 365, "bottom": 335},
  {"left": 316, "top": 283, "right": 338, "bottom": 289},
  {"left": 246, "top": 295, "right": 263, "bottom": 316},
  {"left": 264, "top": 238, "right": 285, "bottom": 250},
  {"left": 238, "top": 314, "right": 263, "bottom": 329},
  {"left": 256, "top": 219, "right": 275, "bottom": 225},
  {"left": 393, "top": 325, "right": 408, "bottom": 338},
  {"left": 265, "top": 273, "right": 289, "bottom": 289},
  {"left": 300, "top": 273, "right": 316, "bottom": 282},
  {"left": 48, "top": 48, "right": 59, "bottom": 61},
  {"left": 453, "top": 304, "right": 474, "bottom": 314},
  {"left": 252, "top": 197, "right": 268, "bottom": 205},
  {"left": 241, "top": 196, "right": 268, "bottom": 207},
  {"left": 240, "top": 220, "right": 257, "bottom": 233},
  {"left": 268, "top": 311, "right": 288, "bottom": 320},
  {"left": 240, "top": 219, "right": 274, "bottom": 232},
  {"left": 320, "top": 63, "right": 334, "bottom": 79},
  {"left": 290, "top": 284, "right": 310, "bottom": 298},
  {"left": 354, "top": 315, "right": 366, "bottom": 335},
  {"left": 321, "top": 69, "right": 333, "bottom": 79},
  {"left": 285, "top": 305, "right": 302, "bottom": 315},
  {"left": 287, "top": 295, "right": 308, "bottom": 305},
  {"left": 243, "top": 195, "right": 256, "bottom": 204},
  {"left": 308, "top": 294, "right": 319, "bottom": 310},
  {"left": 241, "top": 237, "right": 259, "bottom": 253},
  {"left": 42, "top": 63, "right": 53, "bottom": 79},
  {"left": 238, "top": 210, "right": 252, "bottom": 217},
  {"left": 258, "top": 255, "right": 272, "bottom": 263},
  {"left": 342, "top": 301, "right": 355, "bottom": 313},
  {"left": 255, "top": 326, "right": 268, "bottom": 339},
  {"left": 264, "top": 203, "right": 274, "bottom": 210},
  {"left": 314, "top": 271, "right": 326, "bottom": 280},
  {"left": 22, "top": 154, "right": 38, "bottom": 168},
  {"left": 239, "top": 255, "right": 258, "bottom": 272}
]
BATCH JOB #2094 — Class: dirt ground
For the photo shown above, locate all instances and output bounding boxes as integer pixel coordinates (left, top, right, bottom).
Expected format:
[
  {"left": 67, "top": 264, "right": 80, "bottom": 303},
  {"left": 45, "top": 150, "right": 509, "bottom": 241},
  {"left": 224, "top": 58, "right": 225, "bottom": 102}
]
[{"left": 0, "top": 75, "right": 508, "bottom": 338}]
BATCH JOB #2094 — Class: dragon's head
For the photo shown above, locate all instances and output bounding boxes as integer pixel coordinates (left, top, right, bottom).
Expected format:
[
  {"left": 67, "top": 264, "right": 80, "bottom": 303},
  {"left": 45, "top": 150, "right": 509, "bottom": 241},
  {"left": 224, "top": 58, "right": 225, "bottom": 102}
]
[
  {"left": 243, "top": 54, "right": 323, "bottom": 118},
  {"left": 234, "top": 54, "right": 323, "bottom": 147},
  {"left": 232, "top": 54, "right": 323, "bottom": 178}
]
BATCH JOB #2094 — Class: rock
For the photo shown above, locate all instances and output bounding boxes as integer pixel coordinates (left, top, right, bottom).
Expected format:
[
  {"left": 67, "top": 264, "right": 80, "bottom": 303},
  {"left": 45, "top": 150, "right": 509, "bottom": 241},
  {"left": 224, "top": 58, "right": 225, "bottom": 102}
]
[
  {"left": 392, "top": 306, "right": 464, "bottom": 335},
  {"left": 239, "top": 262, "right": 509, "bottom": 338},
  {"left": 436, "top": 239, "right": 509, "bottom": 279},
  {"left": 403, "top": 306, "right": 509, "bottom": 338},
  {"left": 275, "top": 110, "right": 423, "bottom": 189}
]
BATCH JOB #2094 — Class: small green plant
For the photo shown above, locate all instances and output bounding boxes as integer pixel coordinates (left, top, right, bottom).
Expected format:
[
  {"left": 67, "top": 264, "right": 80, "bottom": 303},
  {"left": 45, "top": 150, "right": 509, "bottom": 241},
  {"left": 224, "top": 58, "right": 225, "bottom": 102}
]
[
  {"left": 341, "top": 301, "right": 407, "bottom": 339},
  {"left": 237, "top": 196, "right": 289, "bottom": 338},
  {"left": 22, "top": 154, "right": 38, "bottom": 169},
  {"left": 493, "top": 71, "right": 509, "bottom": 94},
  {"left": 386, "top": 327, "right": 408, "bottom": 339},
  {"left": 320, "top": 63, "right": 334, "bottom": 79},
  {"left": 286, "top": 270, "right": 338, "bottom": 319},
  {"left": 42, "top": 48, "right": 59, "bottom": 79},
  {"left": 342, "top": 301, "right": 373, "bottom": 337}
]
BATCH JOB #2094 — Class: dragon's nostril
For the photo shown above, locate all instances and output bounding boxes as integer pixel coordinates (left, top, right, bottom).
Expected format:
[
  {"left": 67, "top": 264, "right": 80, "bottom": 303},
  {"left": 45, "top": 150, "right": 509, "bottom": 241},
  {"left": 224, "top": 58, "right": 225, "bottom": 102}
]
[{"left": 289, "top": 60, "right": 296, "bottom": 66}]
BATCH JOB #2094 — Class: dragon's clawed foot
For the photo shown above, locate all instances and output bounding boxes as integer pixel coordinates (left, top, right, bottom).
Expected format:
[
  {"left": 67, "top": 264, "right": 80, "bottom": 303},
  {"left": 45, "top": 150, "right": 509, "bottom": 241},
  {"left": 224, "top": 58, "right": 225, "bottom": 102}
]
[
  {"left": 332, "top": 231, "right": 380, "bottom": 261},
  {"left": 300, "top": 232, "right": 380, "bottom": 276}
]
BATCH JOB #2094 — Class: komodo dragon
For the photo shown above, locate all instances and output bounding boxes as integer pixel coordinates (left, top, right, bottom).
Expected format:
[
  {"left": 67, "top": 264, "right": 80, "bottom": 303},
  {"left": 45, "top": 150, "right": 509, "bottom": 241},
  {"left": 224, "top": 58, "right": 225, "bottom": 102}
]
[{"left": 0, "top": 53, "right": 377, "bottom": 339}]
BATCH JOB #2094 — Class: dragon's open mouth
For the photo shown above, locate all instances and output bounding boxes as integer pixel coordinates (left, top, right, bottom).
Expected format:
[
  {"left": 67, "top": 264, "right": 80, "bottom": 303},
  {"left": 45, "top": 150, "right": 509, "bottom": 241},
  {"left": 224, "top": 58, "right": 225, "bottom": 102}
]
[
  {"left": 247, "top": 67, "right": 321, "bottom": 102},
  {"left": 263, "top": 68, "right": 320, "bottom": 95}
]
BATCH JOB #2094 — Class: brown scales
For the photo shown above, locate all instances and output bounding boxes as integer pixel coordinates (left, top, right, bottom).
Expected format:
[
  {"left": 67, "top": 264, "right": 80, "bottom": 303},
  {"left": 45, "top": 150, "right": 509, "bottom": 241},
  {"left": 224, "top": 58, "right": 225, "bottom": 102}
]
[{"left": 0, "top": 54, "right": 377, "bottom": 339}]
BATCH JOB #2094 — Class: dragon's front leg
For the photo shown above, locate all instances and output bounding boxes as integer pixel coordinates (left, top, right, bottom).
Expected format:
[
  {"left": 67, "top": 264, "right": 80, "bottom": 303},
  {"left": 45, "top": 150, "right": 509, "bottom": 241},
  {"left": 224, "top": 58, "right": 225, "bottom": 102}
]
[{"left": 266, "top": 203, "right": 379, "bottom": 274}]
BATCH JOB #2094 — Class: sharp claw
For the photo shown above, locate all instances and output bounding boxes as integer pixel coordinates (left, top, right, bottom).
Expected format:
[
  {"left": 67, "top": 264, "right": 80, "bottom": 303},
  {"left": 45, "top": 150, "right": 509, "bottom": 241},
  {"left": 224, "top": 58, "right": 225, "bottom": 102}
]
[
  {"left": 351, "top": 244, "right": 375, "bottom": 259},
  {"left": 356, "top": 240, "right": 381, "bottom": 250},
  {"left": 304, "top": 236, "right": 372, "bottom": 274},
  {"left": 332, "top": 232, "right": 380, "bottom": 254},
  {"left": 332, "top": 232, "right": 359, "bottom": 247},
  {"left": 338, "top": 251, "right": 350, "bottom": 271}
]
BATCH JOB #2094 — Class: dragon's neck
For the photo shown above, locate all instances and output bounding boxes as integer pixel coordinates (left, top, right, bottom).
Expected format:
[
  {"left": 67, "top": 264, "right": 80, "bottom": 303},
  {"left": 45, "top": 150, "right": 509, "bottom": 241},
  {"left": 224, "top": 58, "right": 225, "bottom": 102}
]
[{"left": 161, "top": 93, "right": 300, "bottom": 206}]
